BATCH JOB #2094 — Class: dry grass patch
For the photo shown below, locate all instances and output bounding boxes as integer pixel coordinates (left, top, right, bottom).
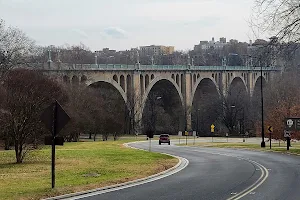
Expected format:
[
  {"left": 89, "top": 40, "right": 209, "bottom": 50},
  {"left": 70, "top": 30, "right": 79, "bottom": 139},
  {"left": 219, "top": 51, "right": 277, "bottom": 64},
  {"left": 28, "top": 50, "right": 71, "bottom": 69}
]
[
  {"left": 187, "top": 141, "right": 300, "bottom": 155},
  {"left": 0, "top": 140, "right": 177, "bottom": 200}
]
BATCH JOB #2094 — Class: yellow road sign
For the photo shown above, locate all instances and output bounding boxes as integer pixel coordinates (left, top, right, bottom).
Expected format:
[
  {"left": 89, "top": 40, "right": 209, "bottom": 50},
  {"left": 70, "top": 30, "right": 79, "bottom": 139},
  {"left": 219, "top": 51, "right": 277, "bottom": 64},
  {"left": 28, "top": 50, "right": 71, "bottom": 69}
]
[
  {"left": 211, "top": 124, "right": 215, "bottom": 133},
  {"left": 185, "top": 131, "right": 188, "bottom": 136},
  {"left": 267, "top": 126, "right": 273, "bottom": 133}
]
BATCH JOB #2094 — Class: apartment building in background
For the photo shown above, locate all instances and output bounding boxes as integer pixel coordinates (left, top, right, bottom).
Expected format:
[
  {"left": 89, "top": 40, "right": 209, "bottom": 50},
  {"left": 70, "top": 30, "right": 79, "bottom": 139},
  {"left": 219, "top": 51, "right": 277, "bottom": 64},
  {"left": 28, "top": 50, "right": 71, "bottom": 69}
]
[
  {"left": 140, "top": 45, "right": 175, "bottom": 56},
  {"left": 193, "top": 37, "right": 227, "bottom": 52}
]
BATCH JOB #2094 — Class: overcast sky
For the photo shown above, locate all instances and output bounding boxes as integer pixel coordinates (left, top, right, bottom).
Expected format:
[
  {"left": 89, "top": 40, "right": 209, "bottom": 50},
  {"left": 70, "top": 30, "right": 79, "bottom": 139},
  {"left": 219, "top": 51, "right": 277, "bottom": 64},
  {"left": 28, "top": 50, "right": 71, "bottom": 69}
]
[{"left": 0, "top": 0, "right": 264, "bottom": 51}]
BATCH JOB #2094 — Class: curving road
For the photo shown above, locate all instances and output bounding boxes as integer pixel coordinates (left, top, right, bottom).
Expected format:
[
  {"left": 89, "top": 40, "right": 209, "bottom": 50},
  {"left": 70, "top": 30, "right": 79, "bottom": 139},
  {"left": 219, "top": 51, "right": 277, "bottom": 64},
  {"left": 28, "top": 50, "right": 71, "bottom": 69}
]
[{"left": 68, "top": 140, "right": 300, "bottom": 200}]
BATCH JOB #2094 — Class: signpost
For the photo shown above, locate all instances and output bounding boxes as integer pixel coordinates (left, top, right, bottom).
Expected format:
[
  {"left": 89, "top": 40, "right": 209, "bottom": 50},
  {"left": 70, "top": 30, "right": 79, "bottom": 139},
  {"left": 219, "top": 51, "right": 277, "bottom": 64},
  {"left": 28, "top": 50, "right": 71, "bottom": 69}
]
[
  {"left": 41, "top": 100, "right": 70, "bottom": 189},
  {"left": 193, "top": 131, "right": 196, "bottom": 145},
  {"left": 284, "top": 130, "right": 291, "bottom": 150},
  {"left": 146, "top": 131, "right": 154, "bottom": 152},
  {"left": 178, "top": 131, "right": 182, "bottom": 144},
  {"left": 267, "top": 126, "right": 273, "bottom": 149},
  {"left": 284, "top": 118, "right": 300, "bottom": 151},
  {"left": 185, "top": 131, "right": 188, "bottom": 145},
  {"left": 211, "top": 124, "right": 215, "bottom": 143}
]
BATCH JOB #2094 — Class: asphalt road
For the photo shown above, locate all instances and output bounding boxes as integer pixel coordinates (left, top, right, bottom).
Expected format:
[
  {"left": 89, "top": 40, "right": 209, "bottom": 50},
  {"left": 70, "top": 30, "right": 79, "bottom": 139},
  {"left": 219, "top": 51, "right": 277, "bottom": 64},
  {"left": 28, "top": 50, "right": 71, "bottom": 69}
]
[{"left": 72, "top": 140, "right": 300, "bottom": 200}]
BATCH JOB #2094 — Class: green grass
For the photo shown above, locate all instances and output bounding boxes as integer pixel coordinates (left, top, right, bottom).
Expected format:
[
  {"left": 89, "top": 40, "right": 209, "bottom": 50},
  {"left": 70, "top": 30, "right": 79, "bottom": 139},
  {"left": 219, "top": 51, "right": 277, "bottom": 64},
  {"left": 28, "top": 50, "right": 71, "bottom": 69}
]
[
  {"left": 187, "top": 141, "right": 300, "bottom": 155},
  {"left": 0, "top": 139, "right": 177, "bottom": 200}
]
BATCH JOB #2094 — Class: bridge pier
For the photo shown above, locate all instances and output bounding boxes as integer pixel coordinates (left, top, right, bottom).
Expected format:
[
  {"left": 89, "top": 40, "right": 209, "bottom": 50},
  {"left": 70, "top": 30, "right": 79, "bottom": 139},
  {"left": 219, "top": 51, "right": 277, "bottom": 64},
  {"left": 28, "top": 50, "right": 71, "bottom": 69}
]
[
  {"left": 184, "top": 71, "right": 192, "bottom": 131},
  {"left": 132, "top": 71, "right": 143, "bottom": 135}
]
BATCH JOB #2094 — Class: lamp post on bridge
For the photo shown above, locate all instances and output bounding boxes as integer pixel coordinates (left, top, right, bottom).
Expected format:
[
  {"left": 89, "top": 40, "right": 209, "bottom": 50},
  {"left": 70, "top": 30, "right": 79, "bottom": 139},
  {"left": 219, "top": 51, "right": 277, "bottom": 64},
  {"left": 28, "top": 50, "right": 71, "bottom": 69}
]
[
  {"left": 136, "top": 50, "right": 140, "bottom": 70},
  {"left": 47, "top": 49, "right": 52, "bottom": 69},
  {"left": 94, "top": 51, "right": 98, "bottom": 65}
]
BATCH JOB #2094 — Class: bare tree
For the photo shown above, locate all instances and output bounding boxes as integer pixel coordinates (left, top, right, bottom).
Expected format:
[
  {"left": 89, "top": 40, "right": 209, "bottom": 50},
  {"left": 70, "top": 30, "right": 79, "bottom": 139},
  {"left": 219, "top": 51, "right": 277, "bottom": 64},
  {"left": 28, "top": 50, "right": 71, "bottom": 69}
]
[
  {"left": 62, "top": 82, "right": 126, "bottom": 142},
  {"left": 124, "top": 90, "right": 145, "bottom": 135},
  {"left": 0, "top": 19, "right": 36, "bottom": 77},
  {"left": 0, "top": 69, "right": 65, "bottom": 163},
  {"left": 253, "top": 0, "right": 300, "bottom": 43}
]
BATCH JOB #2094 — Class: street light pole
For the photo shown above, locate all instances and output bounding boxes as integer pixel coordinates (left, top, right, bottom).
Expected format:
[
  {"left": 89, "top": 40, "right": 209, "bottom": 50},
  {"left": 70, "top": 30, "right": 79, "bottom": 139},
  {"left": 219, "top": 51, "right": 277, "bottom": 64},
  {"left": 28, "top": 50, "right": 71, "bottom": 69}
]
[
  {"left": 260, "top": 59, "right": 266, "bottom": 147},
  {"left": 196, "top": 109, "right": 199, "bottom": 136}
]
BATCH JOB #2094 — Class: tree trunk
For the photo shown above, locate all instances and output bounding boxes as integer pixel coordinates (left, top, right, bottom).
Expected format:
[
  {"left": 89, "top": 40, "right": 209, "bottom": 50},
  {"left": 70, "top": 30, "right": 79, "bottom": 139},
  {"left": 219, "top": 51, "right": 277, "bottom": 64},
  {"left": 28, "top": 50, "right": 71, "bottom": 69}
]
[
  {"left": 33, "top": 136, "right": 38, "bottom": 149},
  {"left": 113, "top": 133, "right": 118, "bottom": 141},
  {"left": 15, "top": 142, "right": 23, "bottom": 163}
]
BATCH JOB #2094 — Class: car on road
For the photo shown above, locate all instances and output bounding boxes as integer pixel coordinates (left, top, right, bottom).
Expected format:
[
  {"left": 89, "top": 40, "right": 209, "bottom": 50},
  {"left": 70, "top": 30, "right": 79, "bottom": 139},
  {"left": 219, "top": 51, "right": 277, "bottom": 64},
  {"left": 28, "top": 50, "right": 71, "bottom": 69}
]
[{"left": 159, "top": 134, "right": 170, "bottom": 145}]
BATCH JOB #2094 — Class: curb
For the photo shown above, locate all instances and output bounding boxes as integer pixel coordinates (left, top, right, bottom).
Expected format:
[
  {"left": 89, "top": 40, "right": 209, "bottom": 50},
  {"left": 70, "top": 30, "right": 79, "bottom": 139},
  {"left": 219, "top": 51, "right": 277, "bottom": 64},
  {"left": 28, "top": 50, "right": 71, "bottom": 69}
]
[{"left": 44, "top": 141, "right": 188, "bottom": 200}]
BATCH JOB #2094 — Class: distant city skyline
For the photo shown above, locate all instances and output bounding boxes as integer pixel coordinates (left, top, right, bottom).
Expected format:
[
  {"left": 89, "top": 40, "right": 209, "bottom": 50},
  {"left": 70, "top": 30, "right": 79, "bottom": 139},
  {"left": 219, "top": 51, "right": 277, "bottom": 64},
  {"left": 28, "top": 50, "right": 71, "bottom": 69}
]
[{"left": 0, "top": 0, "right": 269, "bottom": 51}]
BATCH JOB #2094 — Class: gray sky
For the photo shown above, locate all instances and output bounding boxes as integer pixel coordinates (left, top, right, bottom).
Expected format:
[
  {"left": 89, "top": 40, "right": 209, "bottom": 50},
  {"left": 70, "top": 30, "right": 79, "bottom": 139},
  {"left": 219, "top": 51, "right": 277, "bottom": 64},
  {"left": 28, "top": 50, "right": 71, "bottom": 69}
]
[{"left": 0, "top": 0, "right": 261, "bottom": 51}]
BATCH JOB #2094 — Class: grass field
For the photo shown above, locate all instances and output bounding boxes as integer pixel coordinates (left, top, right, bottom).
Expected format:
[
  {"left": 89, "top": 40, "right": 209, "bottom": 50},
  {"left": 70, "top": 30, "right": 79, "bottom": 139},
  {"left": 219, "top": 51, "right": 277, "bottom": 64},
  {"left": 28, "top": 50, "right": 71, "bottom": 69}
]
[
  {"left": 188, "top": 140, "right": 300, "bottom": 155},
  {"left": 0, "top": 139, "right": 178, "bottom": 200}
]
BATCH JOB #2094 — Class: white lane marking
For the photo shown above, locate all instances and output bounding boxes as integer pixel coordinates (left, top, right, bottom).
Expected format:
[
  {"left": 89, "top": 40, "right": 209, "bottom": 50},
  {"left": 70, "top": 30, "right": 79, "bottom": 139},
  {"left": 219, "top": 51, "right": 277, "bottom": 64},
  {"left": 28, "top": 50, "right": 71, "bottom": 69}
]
[{"left": 185, "top": 148, "right": 269, "bottom": 200}]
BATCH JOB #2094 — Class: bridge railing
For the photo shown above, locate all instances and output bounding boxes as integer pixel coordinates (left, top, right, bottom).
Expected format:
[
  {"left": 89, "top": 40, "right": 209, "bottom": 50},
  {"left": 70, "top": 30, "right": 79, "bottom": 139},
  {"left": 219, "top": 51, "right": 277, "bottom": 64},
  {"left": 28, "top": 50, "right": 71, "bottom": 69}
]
[{"left": 43, "top": 63, "right": 282, "bottom": 71}]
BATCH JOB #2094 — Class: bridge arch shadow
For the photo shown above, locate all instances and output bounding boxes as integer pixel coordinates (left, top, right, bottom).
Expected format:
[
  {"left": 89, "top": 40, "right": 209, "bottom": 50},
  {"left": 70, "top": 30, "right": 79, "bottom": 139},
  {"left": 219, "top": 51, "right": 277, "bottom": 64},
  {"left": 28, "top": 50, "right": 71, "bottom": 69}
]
[
  {"left": 141, "top": 78, "right": 185, "bottom": 135},
  {"left": 88, "top": 79, "right": 127, "bottom": 103},
  {"left": 229, "top": 76, "right": 248, "bottom": 95},
  {"left": 88, "top": 81, "right": 126, "bottom": 136},
  {"left": 251, "top": 76, "right": 267, "bottom": 119},
  {"left": 226, "top": 77, "right": 250, "bottom": 136},
  {"left": 191, "top": 78, "right": 220, "bottom": 135}
]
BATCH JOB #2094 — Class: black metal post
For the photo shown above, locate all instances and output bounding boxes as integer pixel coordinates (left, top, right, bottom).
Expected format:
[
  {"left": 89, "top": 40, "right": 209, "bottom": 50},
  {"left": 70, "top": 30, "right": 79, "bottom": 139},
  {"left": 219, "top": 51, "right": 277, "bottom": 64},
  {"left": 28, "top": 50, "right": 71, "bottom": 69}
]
[
  {"left": 52, "top": 102, "right": 57, "bottom": 188},
  {"left": 269, "top": 132, "right": 272, "bottom": 149},
  {"left": 196, "top": 109, "right": 199, "bottom": 136},
  {"left": 186, "top": 133, "right": 187, "bottom": 145},
  {"left": 243, "top": 108, "right": 245, "bottom": 135},
  {"left": 260, "top": 63, "right": 266, "bottom": 147}
]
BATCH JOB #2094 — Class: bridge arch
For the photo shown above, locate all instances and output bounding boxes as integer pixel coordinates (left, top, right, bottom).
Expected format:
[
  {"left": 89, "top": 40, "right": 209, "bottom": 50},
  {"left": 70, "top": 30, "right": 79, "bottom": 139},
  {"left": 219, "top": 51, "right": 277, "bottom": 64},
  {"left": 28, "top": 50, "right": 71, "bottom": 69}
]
[
  {"left": 229, "top": 77, "right": 248, "bottom": 95},
  {"left": 252, "top": 76, "right": 267, "bottom": 98},
  {"left": 191, "top": 77, "right": 219, "bottom": 106},
  {"left": 88, "top": 78, "right": 127, "bottom": 103},
  {"left": 81, "top": 75, "right": 87, "bottom": 83},
  {"left": 141, "top": 77, "right": 185, "bottom": 134},
  {"left": 72, "top": 75, "right": 79, "bottom": 85},
  {"left": 191, "top": 78, "right": 220, "bottom": 135},
  {"left": 141, "top": 76, "right": 184, "bottom": 117},
  {"left": 113, "top": 75, "right": 118, "bottom": 83},
  {"left": 145, "top": 74, "right": 150, "bottom": 88},
  {"left": 120, "top": 75, "right": 125, "bottom": 91},
  {"left": 151, "top": 74, "right": 154, "bottom": 80}
]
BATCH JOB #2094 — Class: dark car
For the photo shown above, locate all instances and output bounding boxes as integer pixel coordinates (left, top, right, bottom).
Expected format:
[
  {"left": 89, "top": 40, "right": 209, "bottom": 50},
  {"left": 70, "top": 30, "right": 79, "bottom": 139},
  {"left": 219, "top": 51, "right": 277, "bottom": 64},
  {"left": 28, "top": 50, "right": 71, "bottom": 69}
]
[{"left": 159, "top": 134, "right": 170, "bottom": 145}]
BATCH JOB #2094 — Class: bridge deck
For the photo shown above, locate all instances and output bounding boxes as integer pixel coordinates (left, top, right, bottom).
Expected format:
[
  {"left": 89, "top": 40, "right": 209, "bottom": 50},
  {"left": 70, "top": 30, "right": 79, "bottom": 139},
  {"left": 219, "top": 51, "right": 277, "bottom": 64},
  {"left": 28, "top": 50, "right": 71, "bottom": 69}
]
[{"left": 41, "top": 64, "right": 281, "bottom": 71}]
